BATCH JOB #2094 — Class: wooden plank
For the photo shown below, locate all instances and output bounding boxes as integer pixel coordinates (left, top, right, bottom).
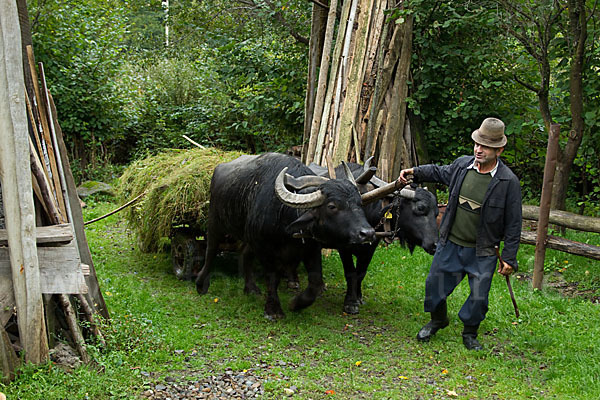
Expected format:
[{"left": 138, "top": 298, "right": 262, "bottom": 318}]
[
  {"left": 522, "top": 204, "right": 600, "bottom": 234},
  {"left": 49, "top": 93, "right": 109, "bottom": 320},
  {"left": 0, "top": 0, "right": 48, "bottom": 363},
  {"left": 0, "top": 322, "right": 19, "bottom": 383},
  {"left": 521, "top": 230, "right": 600, "bottom": 260},
  {"left": 0, "top": 241, "right": 87, "bottom": 295},
  {"left": 0, "top": 223, "right": 73, "bottom": 246}
]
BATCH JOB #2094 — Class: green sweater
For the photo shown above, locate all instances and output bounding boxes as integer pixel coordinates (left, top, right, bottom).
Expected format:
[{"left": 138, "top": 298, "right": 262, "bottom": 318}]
[{"left": 449, "top": 169, "right": 493, "bottom": 247}]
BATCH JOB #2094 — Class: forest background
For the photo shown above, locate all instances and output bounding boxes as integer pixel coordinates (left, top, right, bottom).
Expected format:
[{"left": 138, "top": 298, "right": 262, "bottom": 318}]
[{"left": 28, "top": 0, "right": 600, "bottom": 215}]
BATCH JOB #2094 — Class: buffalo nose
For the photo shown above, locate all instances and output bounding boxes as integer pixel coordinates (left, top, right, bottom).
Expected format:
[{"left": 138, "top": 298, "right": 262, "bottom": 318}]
[
  {"left": 359, "top": 227, "right": 376, "bottom": 243},
  {"left": 425, "top": 241, "right": 437, "bottom": 255}
]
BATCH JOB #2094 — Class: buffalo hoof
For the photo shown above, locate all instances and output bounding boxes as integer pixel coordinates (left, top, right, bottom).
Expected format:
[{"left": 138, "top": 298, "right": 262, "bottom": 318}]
[
  {"left": 195, "top": 277, "right": 210, "bottom": 295},
  {"left": 264, "top": 303, "right": 285, "bottom": 320},
  {"left": 264, "top": 311, "right": 285, "bottom": 321},
  {"left": 287, "top": 280, "right": 300, "bottom": 290},
  {"left": 343, "top": 302, "right": 360, "bottom": 315}
]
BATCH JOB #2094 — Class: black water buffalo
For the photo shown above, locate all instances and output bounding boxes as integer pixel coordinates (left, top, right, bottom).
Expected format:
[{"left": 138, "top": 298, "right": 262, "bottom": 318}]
[
  {"left": 307, "top": 160, "right": 439, "bottom": 314},
  {"left": 195, "top": 153, "right": 376, "bottom": 319}
]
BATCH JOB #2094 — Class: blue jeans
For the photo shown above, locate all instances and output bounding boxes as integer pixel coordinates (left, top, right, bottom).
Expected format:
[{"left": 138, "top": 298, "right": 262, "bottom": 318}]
[{"left": 424, "top": 241, "right": 497, "bottom": 326}]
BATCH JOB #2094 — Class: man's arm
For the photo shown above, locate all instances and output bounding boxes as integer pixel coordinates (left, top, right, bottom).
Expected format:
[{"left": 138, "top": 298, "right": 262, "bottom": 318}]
[{"left": 500, "top": 177, "right": 522, "bottom": 272}]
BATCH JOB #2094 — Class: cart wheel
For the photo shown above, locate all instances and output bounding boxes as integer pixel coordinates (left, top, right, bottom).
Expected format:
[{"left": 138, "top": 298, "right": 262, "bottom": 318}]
[{"left": 171, "top": 232, "right": 202, "bottom": 280}]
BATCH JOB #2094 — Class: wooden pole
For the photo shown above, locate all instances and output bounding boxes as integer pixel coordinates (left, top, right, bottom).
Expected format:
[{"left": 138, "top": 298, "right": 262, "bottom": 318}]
[
  {"left": 0, "top": 0, "right": 49, "bottom": 363},
  {"left": 522, "top": 205, "right": 600, "bottom": 233},
  {"left": 0, "top": 323, "right": 18, "bottom": 383},
  {"left": 521, "top": 231, "right": 600, "bottom": 260},
  {"left": 318, "top": 0, "right": 358, "bottom": 164},
  {"left": 57, "top": 294, "right": 90, "bottom": 364},
  {"left": 48, "top": 93, "right": 110, "bottom": 319},
  {"left": 302, "top": 4, "right": 327, "bottom": 162},
  {"left": 305, "top": 0, "right": 339, "bottom": 164},
  {"left": 532, "top": 124, "right": 561, "bottom": 289},
  {"left": 333, "top": 0, "right": 375, "bottom": 165}
]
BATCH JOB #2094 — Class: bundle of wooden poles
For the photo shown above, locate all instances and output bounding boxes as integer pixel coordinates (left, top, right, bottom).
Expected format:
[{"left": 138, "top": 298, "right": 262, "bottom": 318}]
[
  {"left": 303, "top": 0, "right": 416, "bottom": 182},
  {"left": 22, "top": 44, "right": 103, "bottom": 363}
]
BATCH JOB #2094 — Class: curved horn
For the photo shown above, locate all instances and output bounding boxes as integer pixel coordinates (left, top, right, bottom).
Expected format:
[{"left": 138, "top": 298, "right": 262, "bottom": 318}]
[
  {"left": 369, "top": 175, "right": 389, "bottom": 188},
  {"left": 341, "top": 161, "right": 357, "bottom": 187},
  {"left": 284, "top": 173, "right": 329, "bottom": 190},
  {"left": 275, "top": 168, "right": 326, "bottom": 209},
  {"left": 356, "top": 166, "right": 377, "bottom": 184},
  {"left": 363, "top": 156, "right": 375, "bottom": 170},
  {"left": 399, "top": 187, "right": 416, "bottom": 199}
]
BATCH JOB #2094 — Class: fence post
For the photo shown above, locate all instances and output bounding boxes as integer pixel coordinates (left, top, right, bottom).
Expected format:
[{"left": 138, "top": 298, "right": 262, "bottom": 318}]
[
  {"left": 532, "top": 124, "right": 561, "bottom": 289},
  {"left": 0, "top": 0, "right": 48, "bottom": 363}
]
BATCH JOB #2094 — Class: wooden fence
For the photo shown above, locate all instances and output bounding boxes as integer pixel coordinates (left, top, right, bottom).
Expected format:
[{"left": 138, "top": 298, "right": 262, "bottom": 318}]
[{"left": 521, "top": 205, "right": 600, "bottom": 260}]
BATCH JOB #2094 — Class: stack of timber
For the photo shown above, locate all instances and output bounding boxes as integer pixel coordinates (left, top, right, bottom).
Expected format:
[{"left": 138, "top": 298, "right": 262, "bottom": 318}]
[
  {"left": 303, "top": 0, "right": 416, "bottom": 181},
  {"left": 1, "top": 5, "right": 107, "bottom": 380}
]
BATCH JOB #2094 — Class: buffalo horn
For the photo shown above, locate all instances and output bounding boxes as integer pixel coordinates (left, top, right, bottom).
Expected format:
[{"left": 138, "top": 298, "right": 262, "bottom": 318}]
[
  {"left": 363, "top": 156, "right": 375, "bottom": 170},
  {"left": 356, "top": 166, "right": 377, "bottom": 184},
  {"left": 368, "top": 175, "right": 389, "bottom": 188},
  {"left": 399, "top": 187, "right": 416, "bottom": 199},
  {"left": 361, "top": 179, "right": 405, "bottom": 204},
  {"left": 284, "top": 173, "right": 329, "bottom": 190},
  {"left": 341, "top": 161, "right": 357, "bottom": 187},
  {"left": 275, "top": 168, "right": 326, "bottom": 209}
]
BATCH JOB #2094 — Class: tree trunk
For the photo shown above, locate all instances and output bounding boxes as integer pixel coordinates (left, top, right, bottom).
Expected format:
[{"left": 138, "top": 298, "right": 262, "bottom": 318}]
[{"left": 551, "top": 0, "right": 587, "bottom": 211}]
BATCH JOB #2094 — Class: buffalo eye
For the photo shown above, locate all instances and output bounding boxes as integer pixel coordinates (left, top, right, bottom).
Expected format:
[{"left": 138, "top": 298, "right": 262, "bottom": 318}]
[
  {"left": 416, "top": 203, "right": 428, "bottom": 214},
  {"left": 327, "top": 202, "right": 338, "bottom": 212}
]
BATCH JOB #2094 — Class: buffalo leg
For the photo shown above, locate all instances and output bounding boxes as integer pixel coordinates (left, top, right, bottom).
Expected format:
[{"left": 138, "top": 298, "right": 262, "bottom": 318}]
[
  {"left": 240, "top": 244, "right": 261, "bottom": 295},
  {"left": 195, "top": 229, "right": 224, "bottom": 295},
  {"left": 354, "top": 244, "right": 378, "bottom": 305},
  {"left": 289, "top": 247, "right": 324, "bottom": 311},
  {"left": 285, "top": 262, "right": 300, "bottom": 290},
  {"left": 339, "top": 249, "right": 360, "bottom": 314},
  {"left": 263, "top": 268, "right": 285, "bottom": 320}
]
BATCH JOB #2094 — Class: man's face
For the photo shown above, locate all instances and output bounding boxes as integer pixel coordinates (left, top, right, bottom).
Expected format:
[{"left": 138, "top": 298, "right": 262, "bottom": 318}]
[{"left": 473, "top": 142, "right": 503, "bottom": 166}]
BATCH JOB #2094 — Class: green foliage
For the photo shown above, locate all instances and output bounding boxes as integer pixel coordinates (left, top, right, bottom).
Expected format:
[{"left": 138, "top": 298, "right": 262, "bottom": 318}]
[
  {"left": 400, "top": 0, "right": 600, "bottom": 207},
  {"left": 118, "top": 37, "right": 308, "bottom": 157},
  {"left": 29, "top": 0, "right": 132, "bottom": 169}
]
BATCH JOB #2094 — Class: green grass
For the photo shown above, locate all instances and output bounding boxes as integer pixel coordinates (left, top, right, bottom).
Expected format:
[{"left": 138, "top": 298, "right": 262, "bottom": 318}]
[{"left": 2, "top": 200, "right": 600, "bottom": 399}]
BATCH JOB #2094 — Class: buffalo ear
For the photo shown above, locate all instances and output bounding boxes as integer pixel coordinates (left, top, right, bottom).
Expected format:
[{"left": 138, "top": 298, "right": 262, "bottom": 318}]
[{"left": 286, "top": 210, "right": 316, "bottom": 234}]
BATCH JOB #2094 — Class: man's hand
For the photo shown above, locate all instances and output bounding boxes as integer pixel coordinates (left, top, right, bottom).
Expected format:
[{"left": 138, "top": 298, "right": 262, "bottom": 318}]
[
  {"left": 497, "top": 260, "right": 514, "bottom": 276},
  {"left": 398, "top": 168, "right": 414, "bottom": 185}
]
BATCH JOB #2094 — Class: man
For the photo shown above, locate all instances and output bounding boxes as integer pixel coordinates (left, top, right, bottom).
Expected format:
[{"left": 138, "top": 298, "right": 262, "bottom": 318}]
[{"left": 398, "top": 117, "right": 522, "bottom": 350}]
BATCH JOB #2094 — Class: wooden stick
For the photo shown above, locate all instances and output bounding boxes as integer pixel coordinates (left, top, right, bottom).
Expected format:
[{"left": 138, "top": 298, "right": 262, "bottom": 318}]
[
  {"left": 29, "top": 138, "right": 61, "bottom": 225},
  {"left": 38, "top": 62, "right": 68, "bottom": 221},
  {"left": 25, "top": 90, "right": 46, "bottom": 179},
  {"left": 182, "top": 135, "right": 206, "bottom": 149},
  {"left": 84, "top": 191, "right": 147, "bottom": 226},
  {"left": 57, "top": 294, "right": 90, "bottom": 364},
  {"left": 76, "top": 294, "right": 105, "bottom": 347},
  {"left": 305, "top": 0, "right": 340, "bottom": 163},
  {"left": 26, "top": 46, "right": 65, "bottom": 223}
]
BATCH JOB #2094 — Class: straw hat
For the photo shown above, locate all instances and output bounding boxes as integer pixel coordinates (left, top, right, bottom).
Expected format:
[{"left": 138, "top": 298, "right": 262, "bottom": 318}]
[{"left": 471, "top": 117, "right": 507, "bottom": 148}]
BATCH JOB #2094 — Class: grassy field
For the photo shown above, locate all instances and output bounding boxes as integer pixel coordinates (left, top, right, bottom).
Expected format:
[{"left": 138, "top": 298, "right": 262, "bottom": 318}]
[{"left": 2, "top": 199, "right": 600, "bottom": 399}]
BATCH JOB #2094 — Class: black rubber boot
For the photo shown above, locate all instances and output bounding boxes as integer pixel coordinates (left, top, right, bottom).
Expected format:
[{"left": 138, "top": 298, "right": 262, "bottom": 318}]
[
  {"left": 462, "top": 324, "right": 483, "bottom": 350},
  {"left": 416, "top": 301, "right": 449, "bottom": 342}
]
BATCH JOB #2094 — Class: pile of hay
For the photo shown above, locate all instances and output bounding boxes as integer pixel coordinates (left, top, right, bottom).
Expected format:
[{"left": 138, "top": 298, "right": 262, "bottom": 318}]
[{"left": 118, "top": 147, "right": 245, "bottom": 252}]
